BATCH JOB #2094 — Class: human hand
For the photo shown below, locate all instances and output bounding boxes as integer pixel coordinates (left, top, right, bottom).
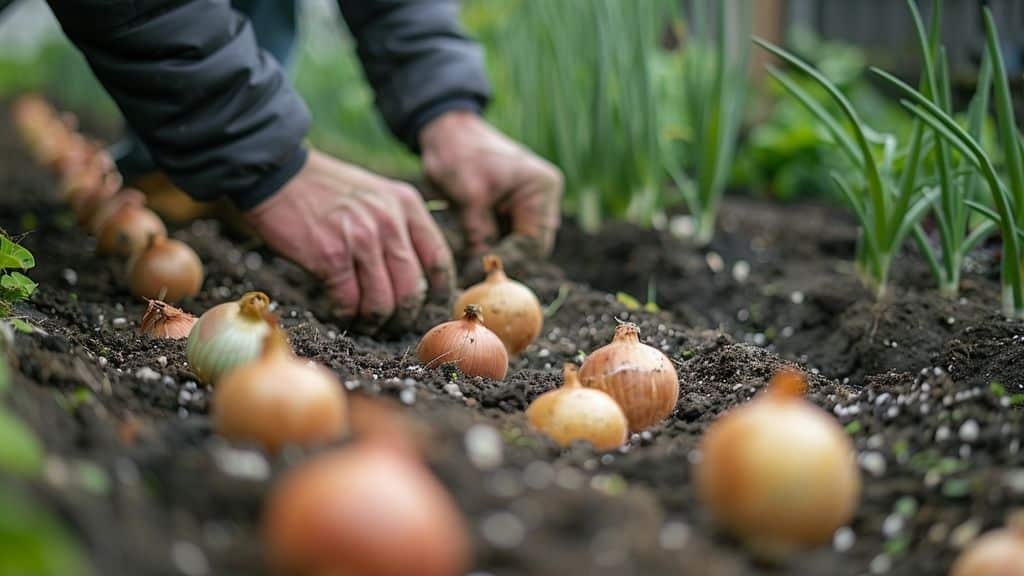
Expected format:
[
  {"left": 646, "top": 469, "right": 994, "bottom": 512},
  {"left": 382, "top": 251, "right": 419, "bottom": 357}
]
[
  {"left": 420, "top": 112, "right": 563, "bottom": 259},
  {"left": 244, "top": 150, "right": 455, "bottom": 333}
]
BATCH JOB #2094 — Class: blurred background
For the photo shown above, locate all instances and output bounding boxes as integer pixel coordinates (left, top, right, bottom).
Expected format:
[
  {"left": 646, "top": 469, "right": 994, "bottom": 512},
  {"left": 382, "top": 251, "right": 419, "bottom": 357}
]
[{"left": 1, "top": 0, "right": 1021, "bottom": 228}]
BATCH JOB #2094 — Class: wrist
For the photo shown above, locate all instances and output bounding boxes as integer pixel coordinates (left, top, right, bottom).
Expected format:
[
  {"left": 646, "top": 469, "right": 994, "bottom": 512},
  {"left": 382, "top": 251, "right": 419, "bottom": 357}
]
[{"left": 418, "top": 109, "right": 483, "bottom": 155}]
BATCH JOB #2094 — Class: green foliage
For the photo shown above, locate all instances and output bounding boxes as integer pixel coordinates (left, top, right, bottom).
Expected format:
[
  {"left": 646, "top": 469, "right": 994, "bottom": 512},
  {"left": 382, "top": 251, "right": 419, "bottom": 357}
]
[
  {"left": 664, "top": 0, "right": 750, "bottom": 245},
  {"left": 470, "top": 0, "right": 671, "bottom": 232},
  {"left": 0, "top": 488, "right": 91, "bottom": 576},
  {"left": 754, "top": 38, "right": 935, "bottom": 298},
  {"left": 0, "top": 233, "right": 37, "bottom": 316},
  {"left": 874, "top": 7, "right": 1024, "bottom": 317}
]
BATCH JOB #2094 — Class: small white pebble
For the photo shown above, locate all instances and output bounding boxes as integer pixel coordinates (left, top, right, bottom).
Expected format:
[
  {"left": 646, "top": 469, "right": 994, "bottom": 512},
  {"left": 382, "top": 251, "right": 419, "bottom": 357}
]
[
  {"left": 833, "top": 526, "right": 856, "bottom": 552},
  {"left": 111, "top": 317, "right": 128, "bottom": 328},
  {"left": 171, "top": 541, "right": 210, "bottom": 576},
  {"left": 860, "top": 451, "right": 887, "bottom": 478},
  {"left": 62, "top": 268, "right": 78, "bottom": 286},
  {"left": 790, "top": 291, "right": 805, "bottom": 305},
  {"left": 705, "top": 252, "right": 724, "bottom": 273},
  {"left": 465, "top": 425, "right": 503, "bottom": 470},
  {"left": 399, "top": 388, "right": 416, "bottom": 405},
  {"left": 157, "top": 356, "right": 168, "bottom": 368},
  {"left": 481, "top": 512, "right": 525, "bottom": 550},
  {"left": 958, "top": 420, "right": 980, "bottom": 443},
  {"left": 659, "top": 521, "right": 691, "bottom": 550},
  {"left": 870, "top": 554, "right": 892, "bottom": 574},
  {"left": 135, "top": 367, "right": 161, "bottom": 382},
  {"left": 731, "top": 260, "right": 750, "bottom": 283}
]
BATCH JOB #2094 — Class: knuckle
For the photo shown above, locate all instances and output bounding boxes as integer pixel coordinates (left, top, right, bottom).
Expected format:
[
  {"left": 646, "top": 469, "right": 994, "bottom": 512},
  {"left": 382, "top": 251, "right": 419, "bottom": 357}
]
[
  {"left": 346, "top": 219, "right": 378, "bottom": 250},
  {"left": 390, "top": 182, "right": 423, "bottom": 209}
]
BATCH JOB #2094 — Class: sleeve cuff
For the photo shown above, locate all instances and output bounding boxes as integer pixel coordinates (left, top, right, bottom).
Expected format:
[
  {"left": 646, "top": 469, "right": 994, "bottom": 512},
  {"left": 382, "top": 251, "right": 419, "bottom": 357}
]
[
  {"left": 405, "top": 96, "right": 484, "bottom": 153},
  {"left": 230, "top": 146, "right": 309, "bottom": 211}
]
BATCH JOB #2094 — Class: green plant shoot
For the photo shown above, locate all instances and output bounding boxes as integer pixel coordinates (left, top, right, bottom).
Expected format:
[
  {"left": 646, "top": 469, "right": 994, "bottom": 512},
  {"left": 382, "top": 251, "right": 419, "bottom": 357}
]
[{"left": 0, "top": 232, "right": 37, "bottom": 316}]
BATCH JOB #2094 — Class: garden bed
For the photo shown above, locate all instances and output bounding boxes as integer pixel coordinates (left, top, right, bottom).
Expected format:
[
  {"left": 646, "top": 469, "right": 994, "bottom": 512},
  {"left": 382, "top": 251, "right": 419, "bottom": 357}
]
[{"left": 2, "top": 105, "right": 1023, "bottom": 576}]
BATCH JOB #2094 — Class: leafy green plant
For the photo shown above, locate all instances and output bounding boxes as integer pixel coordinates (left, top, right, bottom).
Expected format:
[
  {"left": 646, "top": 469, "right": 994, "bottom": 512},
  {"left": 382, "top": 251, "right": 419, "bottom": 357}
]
[
  {"left": 664, "top": 0, "right": 750, "bottom": 245},
  {"left": 753, "top": 40, "right": 933, "bottom": 298},
  {"left": 897, "top": 0, "right": 995, "bottom": 299},
  {"left": 874, "top": 7, "right": 1024, "bottom": 317},
  {"left": 0, "top": 232, "right": 37, "bottom": 316},
  {"left": 475, "top": 0, "right": 669, "bottom": 232}
]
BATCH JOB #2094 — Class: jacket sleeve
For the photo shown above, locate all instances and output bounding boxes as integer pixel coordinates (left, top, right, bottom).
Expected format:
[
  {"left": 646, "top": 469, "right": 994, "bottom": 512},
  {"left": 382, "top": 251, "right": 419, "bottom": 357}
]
[
  {"left": 46, "top": 0, "right": 311, "bottom": 210},
  {"left": 338, "top": 0, "right": 492, "bottom": 151}
]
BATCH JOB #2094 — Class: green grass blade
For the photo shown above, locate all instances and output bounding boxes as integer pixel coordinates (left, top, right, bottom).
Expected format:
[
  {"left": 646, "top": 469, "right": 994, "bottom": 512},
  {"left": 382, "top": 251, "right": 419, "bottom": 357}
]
[{"left": 984, "top": 7, "right": 1024, "bottom": 227}]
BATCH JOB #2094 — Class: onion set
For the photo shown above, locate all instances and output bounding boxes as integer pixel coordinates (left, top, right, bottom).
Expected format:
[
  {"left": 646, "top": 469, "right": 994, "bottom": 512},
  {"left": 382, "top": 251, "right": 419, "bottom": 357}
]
[
  {"left": 453, "top": 254, "right": 543, "bottom": 354},
  {"left": 212, "top": 326, "right": 347, "bottom": 452},
  {"left": 417, "top": 305, "right": 508, "bottom": 380},
  {"left": 128, "top": 235, "right": 203, "bottom": 303},
  {"left": 950, "top": 514, "right": 1024, "bottom": 576},
  {"left": 186, "top": 291, "right": 272, "bottom": 385},
  {"left": 526, "top": 363, "right": 628, "bottom": 451},
  {"left": 90, "top": 190, "right": 167, "bottom": 257},
  {"left": 579, "top": 323, "right": 679, "bottom": 432},
  {"left": 694, "top": 369, "right": 861, "bottom": 558},
  {"left": 264, "top": 443, "right": 471, "bottom": 576},
  {"left": 139, "top": 299, "right": 196, "bottom": 339}
]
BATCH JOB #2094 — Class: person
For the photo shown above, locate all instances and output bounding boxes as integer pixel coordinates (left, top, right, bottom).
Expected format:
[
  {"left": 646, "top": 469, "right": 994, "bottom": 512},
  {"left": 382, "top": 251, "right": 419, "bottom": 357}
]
[{"left": 41, "top": 0, "right": 564, "bottom": 334}]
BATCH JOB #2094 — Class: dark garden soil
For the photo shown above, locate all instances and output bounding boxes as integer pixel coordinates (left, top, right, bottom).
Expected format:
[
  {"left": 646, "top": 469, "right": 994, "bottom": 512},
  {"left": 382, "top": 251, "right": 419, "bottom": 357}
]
[{"left": 2, "top": 103, "right": 1023, "bottom": 576}]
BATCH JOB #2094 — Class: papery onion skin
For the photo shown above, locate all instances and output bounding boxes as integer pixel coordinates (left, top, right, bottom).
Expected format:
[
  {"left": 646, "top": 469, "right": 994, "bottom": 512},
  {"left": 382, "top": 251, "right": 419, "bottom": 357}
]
[
  {"left": 128, "top": 236, "right": 204, "bottom": 303},
  {"left": 950, "top": 520, "right": 1024, "bottom": 576},
  {"left": 579, "top": 323, "right": 679, "bottom": 432},
  {"left": 453, "top": 255, "right": 543, "bottom": 355},
  {"left": 264, "top": 444, "right": 471, "bottom": 576},
  {"left": 139, "top": 299, "right": 196, "bottom": 339},
  {"left": 93, "top": 191, "right": 167, "bottom": 257},
  {"left": 695, "top": 370, "right": 860, "bottom": 558},
  {"left": 213, "top": 328, "right": 347, "bottom": 452},
  {"left": 527, "top": 363, "right": 628, "bottom": 451},
  {"left": 417, "top": 305, "right": 508, "bottom": 380},
  {"left": 187, "top": 291, "right": 271, "bottom": 385}
]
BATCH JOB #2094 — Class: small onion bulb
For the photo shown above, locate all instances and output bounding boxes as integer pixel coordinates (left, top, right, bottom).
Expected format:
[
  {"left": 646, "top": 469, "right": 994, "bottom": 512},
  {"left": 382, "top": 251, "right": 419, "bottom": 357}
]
[
  {"left": 212, "top": 327, "right": 347, "bottom": 452},
  {"left": 91, "top": 190, "right": 167, "bottom": 257},
  {"left": 264, "top": 443, "right": 471, "bottom": 576},
  {"left": 695, "top": 369, "right": 861, "bottom": 558},
  {"left": 417, "top": 305, "right": 508, "bottom": 380},
  {"left": 127, "top": 235, "right": 204, "bottom": 303},
  {"left": 186, "top": 291, "right": 272, "bottom": 385},
  {"left": 453, "top": 255, "right": 543, "bottom": 354},
  {"left": 579, "top": 323, "right": 679, "bottom": 432},
  {"left": 139, "top": 299, "right": 196, "bottom": 339},
  {"left": 526, "top": 363, "right": 628, "bottom": 451},
  {"left": 950, "top": 514, "right": 1024, "bottom": 576}
]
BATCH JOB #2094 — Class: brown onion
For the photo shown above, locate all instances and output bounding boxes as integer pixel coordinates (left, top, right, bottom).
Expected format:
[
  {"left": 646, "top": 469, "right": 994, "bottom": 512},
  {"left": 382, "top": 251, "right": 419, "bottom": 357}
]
[
  {"left": 695, "top": 369, "right": 861, "bottom": 558},
  {"left": 527, "top": 363, "right": 628, "bottom": 451},
  {"left": 186, "top": 291, "right": 273, "bottom": 385},
  {"left": 950, "top": 513, "right": 1024, "bottom": 576},
  {"left": 139, "top": 298, "right": 196, "bottom": 339},
  {"left": 213, "top": 327, "right": 347, "bottom": 452},
  {"left": 417, "top": 305, "right": 508, "bottom": 380},
  {"left": 264, "top": 443, "right": 471, "bottom": 576},
  {"left": 578, "top": 323, "right": 679, "bottom": 432},
  {"left": 92, "top": 191, "right": 167, "bottom": 257},
  {"left": 453, "top": 255, "right": 543, "bottom": 354},
  {"left": 128, "top": 235, "right": 203, "bottom": 303},
  {"left": 71, "top": 170, "right": 123, "bottom": 228}
]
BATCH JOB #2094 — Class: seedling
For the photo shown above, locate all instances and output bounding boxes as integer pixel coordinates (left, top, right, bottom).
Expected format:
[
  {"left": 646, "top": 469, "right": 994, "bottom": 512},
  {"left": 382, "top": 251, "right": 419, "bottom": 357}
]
[
  {"left": 873, "top": 7, "right": 1024, "bottom": 317},
  {"left": 0, "top": 231, "right": 37, "bottom": 316},
  {"left": 666, "top": 0, "right": 751, "bottom": 245},
  {"left": 754, "top": 39, "right": 934, "bottom": 298}
]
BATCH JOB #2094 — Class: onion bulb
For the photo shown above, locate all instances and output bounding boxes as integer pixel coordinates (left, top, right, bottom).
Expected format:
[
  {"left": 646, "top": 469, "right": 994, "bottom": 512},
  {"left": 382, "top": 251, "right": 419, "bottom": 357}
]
[
  {"left": 453, "top": 255, "right": 543, "bottom": 354},
  {"left": 139, "top": 299, "right": 196, "bottom": 339},
  {"left": 186, "top": 291, "right": 272, "bottom": 385},
  {"left": 128, "top": 235, "right": 203, "bottom": 303},
  {"left": 347, "top": 394, "right": 434, "bottom": 459},
  {"left": 417, "top": 305, "right": 508, "bottom": 380},
  {"left": 950, "top": 514, "right": 1024, "bottom": 576},
  {"left": 578, "top": 323, "right": 679, "bottom": 432},
  {"left": 91, "top": 190, "right": 167, "bottom": 257},
  {"left": 694, "top": 369, "right": 860, "bottom": 558},
  {"left": 526, "top": 363, "right": 628, "bottom": 451},
  {"left": 264, "top": 443, "right": 471, "bottom": 576},
  {"left": 71, "top": 170, "right": 123, "bottom": 228},
  {"left": 212, "top": 327, "right": 347, "bottom": 452}
]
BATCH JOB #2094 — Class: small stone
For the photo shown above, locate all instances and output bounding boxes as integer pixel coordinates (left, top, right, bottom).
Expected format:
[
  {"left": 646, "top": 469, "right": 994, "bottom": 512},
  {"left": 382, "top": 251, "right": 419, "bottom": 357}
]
[
  {"left": 882, "top": 513, "right": 904, "bottom": 537},
  {"left": 135, "top": 367, "right": 161, "bottom": 382},
  {"left": 465, "top": 425, "right": 503, "bottom": 470},
  {"left": 443, "top": 383, "right": 462, "bottom": 397},
  {"left": 950, "top": 518, "right": 982, "bottom": 549},
  {"left": 870, "top": 554, "right": 892, "bottom": 574},
  {"left": 537, "top": 348, "right": 550, "bottom": 358},
  {"left": 705, "top": 252, "right": 724, "bottom": 273},
  {"left": 659, "top": 521, "right": 691, "bottom": 550},
  {"left": 790, "top": 291, "right": 805, "bottom": 305},
  {"left": 833, "top": 526, "right": 856, "bottom": 552},
  {"left": 935, "top": 426, "right": 951, "bottom": 442},
  {"left": 212, "top": 444, "right": 269, "bottom": 481},
  {"left": 61, "top": 268, "right": 78, "bottom": 286},
  {"left": 480, "top": 512, "right": 525, "bottom": 550},
  {"left": 958, "top": 420, "right": 980, "bottom": 443},
  {"left": 731, "top": 260, "right": 750, "bottom": 283},
  {"left": 97, "top": 356, "right": 108, "bottom": 368},
  {"left": 111, "top": 317, "right": 128, "bottom": 328},
  {"left": 171, "top": 541, "right": 210, "bottom": 576},
  {"left": 157, "top": 356, "right": 168, "bottom": 368},
  {"left": 523, "top": 461, "right": 554, "bottom": 490},
  {"left": 860, "top": 451, "right": 887, "bottom": 478},
  {"left": 399, "top": 388, "right": 416, "bottom": 405},
  {"left": 1004, "top": 469, "right": 1024, "bottom": 494}
]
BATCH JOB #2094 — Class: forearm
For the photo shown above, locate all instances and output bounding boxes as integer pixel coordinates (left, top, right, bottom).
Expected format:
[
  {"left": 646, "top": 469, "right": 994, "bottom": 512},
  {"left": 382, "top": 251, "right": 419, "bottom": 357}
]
[
  {"left": 47, "top": 0, "right": 310, "bottom": 209},
  {"left": 338, "top": 0, "right": 491, "bottom": 150}
]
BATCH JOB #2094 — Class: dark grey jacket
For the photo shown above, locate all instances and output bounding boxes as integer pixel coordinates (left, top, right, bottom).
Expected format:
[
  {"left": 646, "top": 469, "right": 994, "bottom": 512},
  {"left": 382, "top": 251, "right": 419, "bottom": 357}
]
[{"left": 43, "top": 0, "right": 491, "bottom": 209}]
